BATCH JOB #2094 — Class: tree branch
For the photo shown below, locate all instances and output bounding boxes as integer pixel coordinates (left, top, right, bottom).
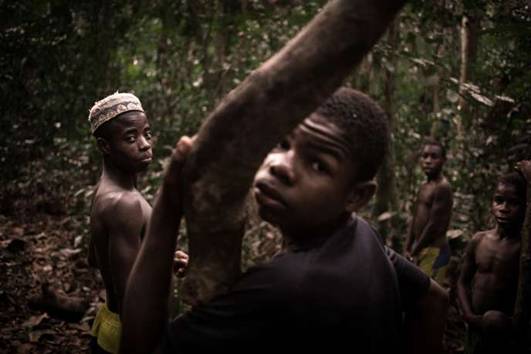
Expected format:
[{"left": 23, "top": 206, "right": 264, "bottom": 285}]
[{"left": 181, "top": 0, "right": 407, "bottom": 303}]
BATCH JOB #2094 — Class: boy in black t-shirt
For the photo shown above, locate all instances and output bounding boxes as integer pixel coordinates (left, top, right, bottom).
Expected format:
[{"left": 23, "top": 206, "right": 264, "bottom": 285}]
[{"left": 121, "top": 88, "right": 448, "bottom": 354}]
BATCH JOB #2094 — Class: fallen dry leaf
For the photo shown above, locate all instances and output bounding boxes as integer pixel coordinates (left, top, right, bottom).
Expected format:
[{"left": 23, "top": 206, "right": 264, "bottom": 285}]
[
  {"left": 28, "top": 329, "right": 55, "bottom": 343},
  {"left": 22, "top": 313, "right": 48, "bottom": 328}
]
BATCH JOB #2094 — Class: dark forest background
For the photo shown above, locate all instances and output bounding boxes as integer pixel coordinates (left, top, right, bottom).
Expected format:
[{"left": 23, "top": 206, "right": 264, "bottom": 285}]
[{"left": 0, "top": 0, "right": 529, "bottom": 352}]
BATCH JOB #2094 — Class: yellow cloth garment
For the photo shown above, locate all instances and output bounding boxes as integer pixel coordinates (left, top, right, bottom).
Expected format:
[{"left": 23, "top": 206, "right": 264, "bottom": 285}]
[
  {"left": 417, "top": 246, "right": 449, "bottom": 286},
  {"left": 91, "top": 304, "right": 121, "bottom": 354},
  {"left": 417, "top": 247, "right": 439, "bottom": 274},
  {"left": 418, "top": 247, "right": 449, "bottom": 286}
]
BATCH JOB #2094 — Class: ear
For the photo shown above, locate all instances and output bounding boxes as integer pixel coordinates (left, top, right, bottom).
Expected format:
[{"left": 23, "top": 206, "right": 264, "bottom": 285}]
[
  {"left": 345, "top": 181, "right": 376, "bottom": 212},
  {"left": 96, "top": 137, "right": 111, "bottom": 155}
]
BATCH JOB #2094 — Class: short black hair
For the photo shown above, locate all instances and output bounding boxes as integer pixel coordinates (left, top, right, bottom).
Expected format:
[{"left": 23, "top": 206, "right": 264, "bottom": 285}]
[
  {"left": 315, "top": 87, "right": 389, "bottom": 182},
  {"left": 497, "top": 171, "right": 527, "bottom": 204},
  {"left": 422, "top": 138, "right": 446, "bottom": 159}
]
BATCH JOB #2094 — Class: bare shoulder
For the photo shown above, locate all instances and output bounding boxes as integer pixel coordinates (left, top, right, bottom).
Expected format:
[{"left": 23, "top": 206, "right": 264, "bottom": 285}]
[
  {"left": 435, "top": 177, "right": 452, "bottom": 194},
  {"left": 469, "top": 229, "right": 495, "bottom": 248},
  {"left": 462, "top": 231, "right": 488, "bottom": 257},
  {"left": 431, "top": 178, "right": 452, "bottom": 202},
  {"left": 471, "top": 230, "right": 490, "bottom": 242},
  {"left": 95, "top": 190, "right": 146, "bottom": 225}
]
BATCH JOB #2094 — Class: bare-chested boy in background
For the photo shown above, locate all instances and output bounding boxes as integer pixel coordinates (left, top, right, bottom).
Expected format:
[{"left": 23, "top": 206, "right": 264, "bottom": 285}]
[
  {"left": 457, "top": 166, "right": 528, "bottom": 354},
  {"left": 405, "top": 139, "right": 453, "bottom": 285},
  {"left": 87, "top": 92, "right": 154, "bottom": 354},
  {"left": 87, "top": 93, "right": 188, "bottom": 353}
]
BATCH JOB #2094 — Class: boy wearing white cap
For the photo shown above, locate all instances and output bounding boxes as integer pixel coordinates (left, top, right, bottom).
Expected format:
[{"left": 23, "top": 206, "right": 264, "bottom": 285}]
[{"left": 87, "top": 92, "right": 153, "bottom": 354}]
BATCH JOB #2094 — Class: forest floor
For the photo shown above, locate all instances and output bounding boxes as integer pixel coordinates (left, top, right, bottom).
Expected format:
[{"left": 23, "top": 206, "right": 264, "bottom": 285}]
[
  {"left": 0, "top": 212, "right": 100, "bottom": 353},
  {"left": 0, "top": 209, "right": 467, "bottom": 353}
]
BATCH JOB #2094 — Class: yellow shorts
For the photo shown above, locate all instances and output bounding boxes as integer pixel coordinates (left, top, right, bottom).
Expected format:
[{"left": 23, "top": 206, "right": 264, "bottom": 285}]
[
  {"left": 91, "top": 304, "right": 121, "bottom": 354},
  {"left": 417, "top": 245, "right": 450, "bottom": 286}
]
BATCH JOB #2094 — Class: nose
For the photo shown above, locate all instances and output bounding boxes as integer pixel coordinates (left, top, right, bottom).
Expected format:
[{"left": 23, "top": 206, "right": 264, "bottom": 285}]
[
  {"left": 269, "top": 152, "right": 295, "bottom": 186},
  {"left": 138, "top": 135, "right": 151, "bottom": 151},
  {"left": 498, "top": 201, "right": 509, "bottom": 212}
]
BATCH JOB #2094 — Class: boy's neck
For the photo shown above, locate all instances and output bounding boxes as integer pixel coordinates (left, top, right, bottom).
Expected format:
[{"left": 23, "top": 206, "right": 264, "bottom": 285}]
[
  {"left": 102, "top": 160, "right": 138, "bottom": 190},
  {"left": 495, "top": 223, "right": 522, "bottom": 240},
  {"left": 282, "top": 213, "right": 351, "bottom": 250},
  {"left": 426, "top": 172, "right": 443, "bottom": 183}
]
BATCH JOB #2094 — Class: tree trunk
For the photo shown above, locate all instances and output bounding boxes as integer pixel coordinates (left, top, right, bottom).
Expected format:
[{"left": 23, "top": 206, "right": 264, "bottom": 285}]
[
  {"left": 181, "top": 0, "right": 407, "bottom": 304},
  {"left": 429, "top": 34, "right": 444, "bottom": 137},
  {"left": 456, "top": 16, "right": 468, "bottom": 140},
  {"left": 457, "top": 13, "right": 480, "bottom": 139},
  {"left": 373, "top": 19, "right": 399, "bottom": 247}
]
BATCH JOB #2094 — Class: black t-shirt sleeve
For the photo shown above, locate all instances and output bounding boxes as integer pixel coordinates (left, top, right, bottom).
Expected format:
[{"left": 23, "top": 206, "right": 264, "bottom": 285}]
[
  {"left": 385, "top": 246, "right": 430, "bottom": 311},
  {"left": 158, "top": 263, "right": 291, "bottom": 352},
  {"left": 159, "top": 302, "right": 263, "bottom": 353}
]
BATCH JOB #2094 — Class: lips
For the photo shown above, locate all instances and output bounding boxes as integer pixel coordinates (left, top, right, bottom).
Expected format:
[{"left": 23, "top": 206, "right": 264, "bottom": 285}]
[
  {"left": 494, "top": 216, "right": 512, "bottom": 224},
  {"left": 140, "top": 154, "right": 153, "bottom": 163},
  {"left": 254, "top": 181, "right": 287, "bottom": 209}
]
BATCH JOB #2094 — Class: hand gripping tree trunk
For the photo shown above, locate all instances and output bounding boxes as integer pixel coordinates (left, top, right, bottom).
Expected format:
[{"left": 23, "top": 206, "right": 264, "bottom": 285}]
[{"left": 181, "top": 0, "right": 407, "bottom": 304}]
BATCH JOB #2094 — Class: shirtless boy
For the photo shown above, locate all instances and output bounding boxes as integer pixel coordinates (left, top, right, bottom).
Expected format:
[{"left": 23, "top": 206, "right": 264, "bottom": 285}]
[
  {"left": 457, "top": 169, "right": 527, "bottom": 354},
  {"left": 87, "top": 92, "right": 154, "bottom": 354},
  {"left": 405, "top": 139, "right": 453, "bottom": 284}
]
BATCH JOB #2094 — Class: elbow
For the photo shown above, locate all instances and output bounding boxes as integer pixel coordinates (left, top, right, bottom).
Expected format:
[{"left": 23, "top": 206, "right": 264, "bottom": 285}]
[
  {"left": 429, "top": 279, "right": 449, "bottom": 315},
  {"left": 441, "top": 287, "right": 450, "bottom": 312}
]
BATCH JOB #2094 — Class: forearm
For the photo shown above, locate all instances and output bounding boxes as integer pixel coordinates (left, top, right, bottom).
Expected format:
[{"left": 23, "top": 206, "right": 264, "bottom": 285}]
[
  {"left": 411, "top": 222, "right": 446, "bottom": 255},
  {"left": 456, "top": 279, "right": 482, "bottom": 327},
  {"left": 121, "top": 190, "right": 181, "bottom": 354},
  {"left": 404, "top": 228, "right": 414, "bottom": 253},
  {"left": 404, "top": 279, "right": 449, "bottom": 354}
]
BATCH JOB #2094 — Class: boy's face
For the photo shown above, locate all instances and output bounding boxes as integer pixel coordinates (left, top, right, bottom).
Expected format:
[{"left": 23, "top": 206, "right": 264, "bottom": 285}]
[
  {"left": 253, "top": 113, "right": 360, "bottom": 238},
  {"left": 491, "top": 182, "right": 524, "bottom": 227},
  {"left": 420, "top": 144, "right": 445, "bottom": 178},
  {"left": 105, "top": 111, "right": 153, "bottom": 173}
]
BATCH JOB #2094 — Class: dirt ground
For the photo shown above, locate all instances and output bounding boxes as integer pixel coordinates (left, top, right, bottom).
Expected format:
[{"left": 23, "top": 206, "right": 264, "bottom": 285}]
[
  {"left": 0, "top": 213, "right": 101, "bottom": 353},
  {"left": 0, "top": 210, "right": 469, "bottom": 353}
]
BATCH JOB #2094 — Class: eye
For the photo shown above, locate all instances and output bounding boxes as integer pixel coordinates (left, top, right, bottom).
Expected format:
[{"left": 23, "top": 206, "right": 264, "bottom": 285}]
[
  {"left": 277, "top": 139, "right": 290, "bottom": 151},
  {"left": 506, "top": 198, "right": 520, "bottom": 207},
  {"left": 493, "top": 196, "right": 503, "bottom": 204},
  {"left": 125, "top": 136, "right": 136, "bottom": 143},
  {"left": 310, "top": 160, "right": 328, "bottom": 174},
  {"left": 145, "top": 130, "right": 152, "bottom": 140}
]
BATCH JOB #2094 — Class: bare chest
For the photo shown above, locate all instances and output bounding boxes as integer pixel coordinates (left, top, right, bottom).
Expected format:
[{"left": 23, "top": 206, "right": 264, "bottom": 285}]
[{"left": 475, "top": 238, "right": 520, "bottom": 276}]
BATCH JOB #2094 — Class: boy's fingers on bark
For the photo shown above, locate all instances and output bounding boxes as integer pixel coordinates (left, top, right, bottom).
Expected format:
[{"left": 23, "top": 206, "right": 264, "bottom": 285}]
[
  {"left": 173, "top": 250, "right": 189, "bottom": 275},
  {"left": 166, "top": 136, "right": 193, "bottom": 178},
  {"left": 175, "top": 136, "right": 193, "bottom": 158},
  {"left": 174, "top": 250, "right": 189, "bottom": 263}
]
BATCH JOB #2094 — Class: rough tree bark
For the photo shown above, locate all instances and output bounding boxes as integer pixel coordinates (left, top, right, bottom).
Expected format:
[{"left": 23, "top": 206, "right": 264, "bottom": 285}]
[
  {"left": 373, "top": 19, "right": 399, "bottom": 247},
  {"left": 456, "top": 13, "right": 479, "bottom": 140},
  {"left": 181, "top": 0, "right": 407, "bottom": 304}
]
